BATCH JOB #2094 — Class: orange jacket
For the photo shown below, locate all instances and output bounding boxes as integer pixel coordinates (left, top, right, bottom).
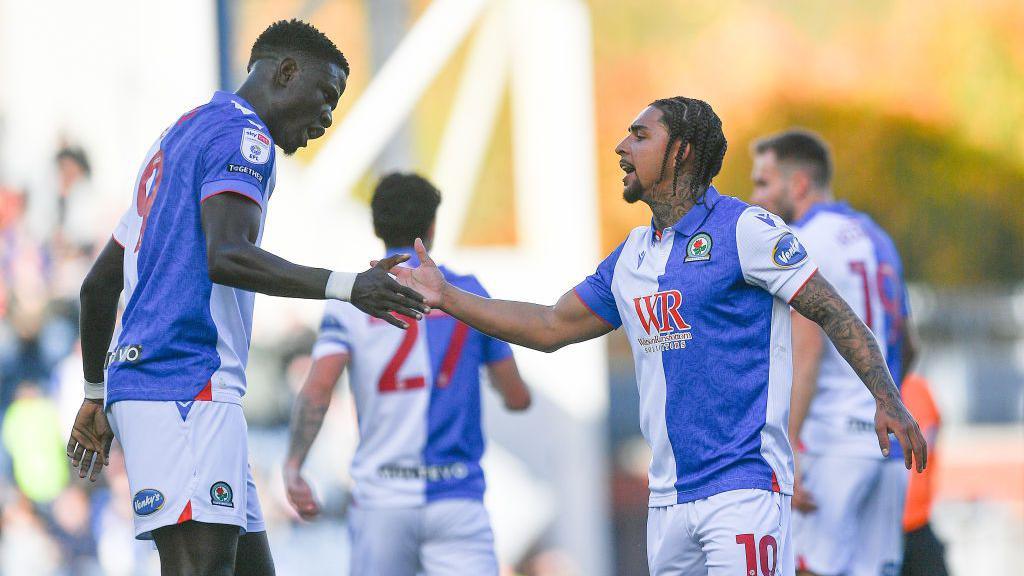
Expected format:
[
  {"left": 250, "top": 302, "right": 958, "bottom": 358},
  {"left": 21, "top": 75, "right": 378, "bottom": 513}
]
[{"left": 901, "top": 373, "right": 941, "bottom": 531}]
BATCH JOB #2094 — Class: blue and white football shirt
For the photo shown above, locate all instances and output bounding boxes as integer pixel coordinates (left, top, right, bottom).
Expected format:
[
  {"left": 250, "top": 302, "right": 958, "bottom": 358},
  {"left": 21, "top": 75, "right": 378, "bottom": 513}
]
[
  {"left": 312, "top": 248, "right": 513, "bottom": 508},
  {"left": 106, "top": 91, "right": 277, "bottom": 405},
  {"left": 575, "top": 187, "right": 817, "bottom": 506},
  {"left": 793, "top": 201, "right": 910, "bottom": 459}
]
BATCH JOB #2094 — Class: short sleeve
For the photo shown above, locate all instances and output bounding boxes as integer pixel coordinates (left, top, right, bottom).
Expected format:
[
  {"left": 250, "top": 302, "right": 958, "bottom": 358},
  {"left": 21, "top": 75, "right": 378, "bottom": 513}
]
[
  {"left": 199, "top": 121, "right": 275, "bottom": 207},
  {"left": 311, "top": 301, "right": 351, "bottom": 359},
  {"left": 459, "top": 276, "right": 513, "bottom": 364},
  {"left": 111, "top": 208, "right": 132, "bottom": 248},
  {"left": 573, "top": 242, "right": 625, "bottom": 328},
  {"left": 736, "top": 207, "right": 818, "bottom": 303}
]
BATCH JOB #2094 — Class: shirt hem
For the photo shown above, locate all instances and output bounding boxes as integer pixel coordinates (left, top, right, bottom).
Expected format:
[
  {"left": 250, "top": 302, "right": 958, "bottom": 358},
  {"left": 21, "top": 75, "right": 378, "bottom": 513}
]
[{"left": 648, "top": 478, "right": 792, "bottom": 507}]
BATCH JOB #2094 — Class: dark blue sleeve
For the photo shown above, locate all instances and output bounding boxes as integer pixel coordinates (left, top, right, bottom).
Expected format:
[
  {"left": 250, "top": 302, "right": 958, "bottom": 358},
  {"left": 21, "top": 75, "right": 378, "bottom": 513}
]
[
  {"left": 199, "top": 121, "right": 275, "bottom": 207},
  {"left": 461, "top": 276, "right": 514, "bottom": 364},
  {"left": 573, "top": 242, "right": 625, "bottom": 328}
]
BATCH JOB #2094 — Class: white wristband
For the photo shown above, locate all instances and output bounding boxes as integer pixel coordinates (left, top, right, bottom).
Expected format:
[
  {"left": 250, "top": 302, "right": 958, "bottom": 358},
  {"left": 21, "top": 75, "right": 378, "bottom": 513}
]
[
  {"left": 84, "top": 379, "right": 105, "bottom": 401},
  {"left": 325, "top": 270, "right": 358, "bottom": 301}
]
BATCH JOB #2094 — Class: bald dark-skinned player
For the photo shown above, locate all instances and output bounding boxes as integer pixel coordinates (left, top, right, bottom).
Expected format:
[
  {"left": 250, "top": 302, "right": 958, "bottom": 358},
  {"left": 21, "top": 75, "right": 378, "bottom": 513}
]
[{"left": 65, "top": 20, "right": 426, "bottom": 576}]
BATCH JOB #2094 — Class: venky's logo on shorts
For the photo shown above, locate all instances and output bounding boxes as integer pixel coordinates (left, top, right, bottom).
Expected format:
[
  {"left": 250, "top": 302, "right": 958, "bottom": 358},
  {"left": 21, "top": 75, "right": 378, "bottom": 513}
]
[
  {"left": 210, "top": 481, "right": 234, "bottom": 508},
  {"left": 133, "top": 489, "right": 164, "bottom": 516}
]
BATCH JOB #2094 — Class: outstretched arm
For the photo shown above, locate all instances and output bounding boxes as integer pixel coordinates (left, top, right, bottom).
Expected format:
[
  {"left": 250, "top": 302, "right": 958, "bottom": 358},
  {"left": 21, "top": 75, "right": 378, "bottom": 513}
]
[
  {"left": 391, "top": 240, "right": 613, "bottom": 353},
  {"left": 789, "top": 270, "right": 927, "bottom": 472},
  {"left": 283, "top": 352, "right": 348, "bottom": 520},
  {"left": 201, "top": 193, "right": 427, "bottom": 329}
]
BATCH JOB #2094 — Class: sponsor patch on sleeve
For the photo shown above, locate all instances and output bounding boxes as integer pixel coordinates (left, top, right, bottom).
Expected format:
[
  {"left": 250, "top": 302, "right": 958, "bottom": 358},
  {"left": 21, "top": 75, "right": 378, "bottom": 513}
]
[
  {"left": 240, "top": 128, "right": 271, "bottom": 164},
  {"left": 771, "top": 232, "right": 808, "bottom": 268},
  {"left": 226, "top": 163, "right": 264, "bottom": 183}
]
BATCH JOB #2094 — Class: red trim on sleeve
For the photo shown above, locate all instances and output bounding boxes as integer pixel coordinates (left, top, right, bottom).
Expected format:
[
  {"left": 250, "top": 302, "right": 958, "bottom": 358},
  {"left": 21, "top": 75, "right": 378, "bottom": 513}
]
[
  {"left": 111, "top": 234, "right": 125, "bottom": 249},
  {"left": 786, "top": 267, "right": 819, "bottom": 305},
  {"left": 573, "top": 287, "right": 615, "bottom": 328},
  {"left": 200, "top": 189, "right": 263, "bottom": 209},
  {"left": 177, "top": 501, "right": 192, "bottom": 524},
  {"left": 194, "top": 380, "right": 213, "bottom": 401}
]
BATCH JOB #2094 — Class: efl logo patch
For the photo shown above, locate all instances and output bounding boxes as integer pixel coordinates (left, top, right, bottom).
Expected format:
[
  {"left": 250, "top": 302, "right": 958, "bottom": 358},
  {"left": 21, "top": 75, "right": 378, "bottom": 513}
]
[
  {"left": 133, "top": 489, "right": 164, "bottom": 516},
  {"left": 632, "top": 290, "right": 693, "bottom": 353},
  {"left": 684, "top": 233, "right": 712, "bottom": 262},
  {"left": 210, "top": 481, "right": 234, "bottom": 508},
  {"left": 240, "top": 128, "right": 271, "bottom": 164},
  {"left": 772, "top": 233, "right": 808, "bottom": 268}
]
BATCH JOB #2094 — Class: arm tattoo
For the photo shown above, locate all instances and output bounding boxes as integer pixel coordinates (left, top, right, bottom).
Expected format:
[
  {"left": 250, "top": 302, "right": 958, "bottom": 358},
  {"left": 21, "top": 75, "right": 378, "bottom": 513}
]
[
  {"left": 789, "top": 272, "right": 901, "bottom": 408},
  {"left": 286, "top": 388, "right": 332, "bottom": 465}
]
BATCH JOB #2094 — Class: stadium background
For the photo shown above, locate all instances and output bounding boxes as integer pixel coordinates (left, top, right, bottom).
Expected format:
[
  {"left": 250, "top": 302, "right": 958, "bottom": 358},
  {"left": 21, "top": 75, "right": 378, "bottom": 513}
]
[{"left": 0, "top": 0, "right": 1021, "bottom": 574}]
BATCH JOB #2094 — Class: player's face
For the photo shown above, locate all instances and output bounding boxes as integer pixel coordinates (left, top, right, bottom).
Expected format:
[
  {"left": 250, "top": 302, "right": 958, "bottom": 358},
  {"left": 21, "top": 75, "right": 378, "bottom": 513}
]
[
  {"left": 274, "top": 58, "right": 347, "bottom": 155},
  {"left": 615, "top": 106, "right": 677, "bottom": 204},
  {"left": 751, "top": 151, "right": 796, "bottom": 222}
]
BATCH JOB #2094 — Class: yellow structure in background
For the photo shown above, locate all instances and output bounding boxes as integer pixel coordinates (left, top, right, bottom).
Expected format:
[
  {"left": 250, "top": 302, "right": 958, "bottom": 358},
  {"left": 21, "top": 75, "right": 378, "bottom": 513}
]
[{"left": 252, "top": 0, "right": 1023, "bottom": 286}]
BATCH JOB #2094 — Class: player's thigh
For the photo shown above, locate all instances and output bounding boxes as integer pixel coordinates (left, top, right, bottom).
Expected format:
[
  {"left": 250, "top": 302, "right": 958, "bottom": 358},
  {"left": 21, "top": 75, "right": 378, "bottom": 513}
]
[
  {"left": 421, "top": 499, "right": 498, "bottom": 576},
  {"left": 646, "top": 504, "right": 705, "bottom": 576},
  {"left": 348, "top": 504, "right": 421, "bottom": 576},
  {"left": 793, "top": 454, "right": 878, "bottom": 574},
  {"left": 851, "top": 461, "right": 908, "bottom": 576},
  {"left": 109, "top": 401, "right": 198, "bottom": 540},
  {"left": 235, "top": 530, "right": 275, "bottom": 576},
  {"left": 695, "top": 489, "right": 793, "bottom": 576},
  {"left": 152, "top": 520, "right": 239, "bottom": 576}
]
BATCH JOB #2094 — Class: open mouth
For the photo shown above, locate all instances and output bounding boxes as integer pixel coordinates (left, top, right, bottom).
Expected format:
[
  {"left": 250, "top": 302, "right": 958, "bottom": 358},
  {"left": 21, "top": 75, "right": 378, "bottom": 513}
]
[{"left": 620, "top": 160, "right": 635, "bottom": 174}]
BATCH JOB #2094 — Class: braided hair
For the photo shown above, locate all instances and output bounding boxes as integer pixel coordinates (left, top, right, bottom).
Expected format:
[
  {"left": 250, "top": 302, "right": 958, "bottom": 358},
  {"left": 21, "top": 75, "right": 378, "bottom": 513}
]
[{"left": 649, "top": 97, "right": 728, "bottom": 205}]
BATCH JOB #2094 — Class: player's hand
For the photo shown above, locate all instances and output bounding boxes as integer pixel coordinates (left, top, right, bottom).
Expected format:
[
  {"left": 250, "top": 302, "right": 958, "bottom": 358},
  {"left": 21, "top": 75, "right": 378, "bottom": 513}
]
[
  {"left": 791, "top": 475, "right": 817, "bottom": 513},
  {"left": 351, "top": 254, "right": 429, "bottom": 329},
  {"left": 66, "top": 399, "right": 114, "bottom": 482},
  {"left": 283, "top": 465, "right": 321, "bottom": 521},
  {"left": 382, "top": 238, "right": 448, "bottom": 309},
  {"left": 875, "top": 396, "right": 928, "bottom": 472}
]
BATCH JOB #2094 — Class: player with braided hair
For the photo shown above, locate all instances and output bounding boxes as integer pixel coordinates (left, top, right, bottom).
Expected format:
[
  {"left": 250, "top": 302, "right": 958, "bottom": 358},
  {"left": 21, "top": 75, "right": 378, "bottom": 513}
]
[{"left": 391, "top": 98, "right": 926, "bottom": 575}]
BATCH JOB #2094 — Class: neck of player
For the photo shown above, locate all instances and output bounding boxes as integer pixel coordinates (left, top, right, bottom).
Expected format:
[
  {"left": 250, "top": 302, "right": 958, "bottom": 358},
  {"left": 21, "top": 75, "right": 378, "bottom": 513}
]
[{"left": 646, "top": 182, "right": 702, "bottom": 231}]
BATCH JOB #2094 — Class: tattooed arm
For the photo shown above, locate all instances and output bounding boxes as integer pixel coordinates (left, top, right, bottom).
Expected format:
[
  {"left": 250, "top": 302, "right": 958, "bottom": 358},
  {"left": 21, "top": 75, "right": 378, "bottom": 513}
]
[
  {"left": 790, "top": 271, "right": 927, "bottom": 472},
  {"left": 283, "top": 352, "right": 349, "bottom": 519}
]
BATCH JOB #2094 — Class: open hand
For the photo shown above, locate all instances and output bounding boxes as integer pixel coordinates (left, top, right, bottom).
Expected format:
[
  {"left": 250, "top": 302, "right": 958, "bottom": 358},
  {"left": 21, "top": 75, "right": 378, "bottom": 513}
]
[
  {"left": 383, "top": 239, "right": 447, "bottom": 309},
  {"left": 66, "top": 399, "right": 114, "bottom": 482},
  {"left": 875, "top": 396, "right": 928, "bottom": 472},
  {"left": 351, "top": 253, "right": 429, "bottom": 329},
  {"left": 284, "top": 465, "right": 321, "bottom": 521}
]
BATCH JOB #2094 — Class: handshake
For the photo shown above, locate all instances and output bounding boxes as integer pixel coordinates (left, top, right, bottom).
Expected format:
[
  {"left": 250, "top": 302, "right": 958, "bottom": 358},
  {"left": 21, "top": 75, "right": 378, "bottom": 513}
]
[{"left": 348, "top": 238, "right": 444, "bottom": 329}]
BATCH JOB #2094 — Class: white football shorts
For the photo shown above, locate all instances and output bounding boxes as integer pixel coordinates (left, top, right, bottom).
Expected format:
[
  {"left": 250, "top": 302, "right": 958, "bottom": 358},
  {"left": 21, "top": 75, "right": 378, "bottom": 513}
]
[
  {"left": 108, "top": 400, "right": 265, "bottom": 540},
  {"left": 647, "top": 488, "right": 793, "bottom": 576},
  {"left": 348, "top": 498, "right": 497, "bottom": 576},
  {"left": 793, "top": 454, "right": 908, "bottom": 576}
]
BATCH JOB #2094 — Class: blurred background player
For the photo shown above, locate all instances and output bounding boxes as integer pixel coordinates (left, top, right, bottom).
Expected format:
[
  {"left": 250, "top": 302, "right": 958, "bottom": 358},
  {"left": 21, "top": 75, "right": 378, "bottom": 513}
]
[
  {"left": 750, "top": 129, "right": 916, "bottom": 576},
  {"left": 65, "top": 19, "right": 428, "bottom": 576},
  {"left": 391, "top": 97, "right": 926, "bottom": 576},
  {"left": 282, "top": 172, "right": 531, "bottom": 576},
  {"left": 900, "top": 372, "right": 950, "bottom": 576}
]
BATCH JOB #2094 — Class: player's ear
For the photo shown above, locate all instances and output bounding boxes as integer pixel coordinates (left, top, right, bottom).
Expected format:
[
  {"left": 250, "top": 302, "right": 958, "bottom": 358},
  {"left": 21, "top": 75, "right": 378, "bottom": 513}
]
[{"left": 276, "top": 57, "right": 300, "bottom": 87}]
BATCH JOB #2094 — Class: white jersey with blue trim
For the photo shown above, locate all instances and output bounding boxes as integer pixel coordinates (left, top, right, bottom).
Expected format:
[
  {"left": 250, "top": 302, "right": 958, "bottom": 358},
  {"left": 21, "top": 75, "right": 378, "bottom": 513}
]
[
  {"left": 792, "top": 202, "right": 910, "bottom": 459},
  {"left": 575, "top": 187, "right": 818, "bottom": 506},
  {"left": 312, "top": 250, "right": 513, "bottom": 509},
  {"left": 106, "top": 91, "right": 276, "bottom": 405}
]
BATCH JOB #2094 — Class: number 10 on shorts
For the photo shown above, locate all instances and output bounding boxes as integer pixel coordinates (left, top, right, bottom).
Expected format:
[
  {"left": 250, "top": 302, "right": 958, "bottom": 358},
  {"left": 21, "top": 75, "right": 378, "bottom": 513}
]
[{"left": 735, "top": 533, "right": 777, "bottom": 576}]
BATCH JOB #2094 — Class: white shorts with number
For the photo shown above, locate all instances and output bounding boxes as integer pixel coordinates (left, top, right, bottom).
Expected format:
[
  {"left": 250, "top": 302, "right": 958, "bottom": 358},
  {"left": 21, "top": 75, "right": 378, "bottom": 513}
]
[
  {"left": 793, "top": 454, "right": 908, "bottom": 576},
  {"left": 348, "top": 499, "right": 497, "bottom": 576},
  {"left": 108, "top": 400, "right": 265, "bottom": 540},
  {"left": 647, "top": 489, "right": 793, "bottom": 576}
]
